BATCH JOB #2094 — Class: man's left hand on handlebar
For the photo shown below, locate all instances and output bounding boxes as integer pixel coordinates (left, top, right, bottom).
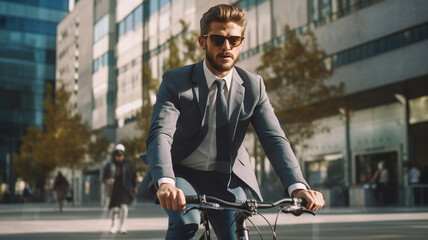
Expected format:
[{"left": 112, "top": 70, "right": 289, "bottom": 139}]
[{"left": 292, "top": 189, "right": 325, "bottom": 211}]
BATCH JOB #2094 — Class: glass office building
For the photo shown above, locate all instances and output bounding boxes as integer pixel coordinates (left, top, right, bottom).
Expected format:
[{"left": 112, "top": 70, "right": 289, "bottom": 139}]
[{"left": 0, "top": 0, "right": 69, "bottom": 199}]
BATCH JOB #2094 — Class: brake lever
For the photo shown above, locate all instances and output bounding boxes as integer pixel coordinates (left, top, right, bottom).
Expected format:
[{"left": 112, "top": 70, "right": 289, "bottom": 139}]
[
  {"left": 303, "top": 209, "right": 316, "bottom": 216},
  {"left": 281, "top": 202, "right": 316, "bottom": 216},
  {"left": 281, "top": 205, "right": 303, "bottom": 216}
]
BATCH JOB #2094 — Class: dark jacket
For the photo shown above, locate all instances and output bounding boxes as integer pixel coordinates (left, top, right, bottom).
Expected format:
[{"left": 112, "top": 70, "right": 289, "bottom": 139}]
[{"left": 102, "top": 156, "right": 136, "bottom": 198}]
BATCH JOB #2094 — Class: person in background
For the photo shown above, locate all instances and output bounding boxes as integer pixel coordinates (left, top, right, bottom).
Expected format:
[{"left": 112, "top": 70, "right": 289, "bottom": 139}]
[
  {"left": 23, "top": 185, "right": 31, "bottom": 204},
  {"left": 103, "top": 144, "right": 137, "bottom": 234},
  {"left": 409, "top": 164, "right": 421, "bottom": 205},
  {"left": 53, "top": 171, "right": 69, "bottom": 212},
  {"left": 371, "top": 161, "right": 389, "bottom": 206}
]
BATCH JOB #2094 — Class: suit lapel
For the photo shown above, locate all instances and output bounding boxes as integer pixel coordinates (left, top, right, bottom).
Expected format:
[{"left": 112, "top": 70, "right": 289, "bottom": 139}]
[
  {"left": 228, "top": 69, "right": 245, "bottom": 141},
  {"left": 192, "top": 61, "right": 209, "bottom": 126}
]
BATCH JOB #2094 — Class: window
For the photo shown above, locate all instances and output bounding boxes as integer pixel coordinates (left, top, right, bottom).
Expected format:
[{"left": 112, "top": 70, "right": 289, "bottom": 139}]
[
  {"left": 94, "top": 15, "right": 109, "bottom": 43},
  {"left": 332, "top": 22, "right": 428, "bottom": 68},
  {"left": 118, "top": 21, "right": 125, "bottom": 38},
  {"left": 135, "top": 5, "right": 143, "bottom": 27},
  {"left": 93, "top": 51, "right": 114, "bottom": 73},
  {"left": 0, "top": 0, "right": 69, "bottom": 11},
  {"left": 355, "top": 152, "right": 398, "bottom": 186},
  {"left": 305, "top": 155, "right": 344, "bottom": 188},
  {"left": 311, "top": 0, "right": 320, "bottom": 21},
  {"left": 117, "top": 4, "right": 144, "bottom": 39},
  {"left": 126, "top": 14, "right": 133, "bottom": 33},
  {"left": 150, "top": 0, "right": 158, "bottom": 15},
  {"left": 0, "top": 16, "right": 57, "bottom": 35}
]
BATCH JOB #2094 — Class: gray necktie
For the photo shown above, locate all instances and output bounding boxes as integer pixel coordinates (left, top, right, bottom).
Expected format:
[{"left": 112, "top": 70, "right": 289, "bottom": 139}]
[{"left": 215, "top": 79, "right": 230, "bottom": 174}]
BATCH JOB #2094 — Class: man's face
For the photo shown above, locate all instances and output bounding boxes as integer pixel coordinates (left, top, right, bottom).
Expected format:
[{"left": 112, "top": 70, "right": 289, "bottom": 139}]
[
  {"left": 114, "top": 152, "right": 124, "bottom": 163},
  {"left": 199, "top": 21, "right": 244, "bottom": 77}
]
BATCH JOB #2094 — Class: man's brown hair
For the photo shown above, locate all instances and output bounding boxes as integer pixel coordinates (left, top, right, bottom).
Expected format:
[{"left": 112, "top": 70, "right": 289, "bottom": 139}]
[{"left": 200, "top": 4, "right": 247, "bottom": 36}]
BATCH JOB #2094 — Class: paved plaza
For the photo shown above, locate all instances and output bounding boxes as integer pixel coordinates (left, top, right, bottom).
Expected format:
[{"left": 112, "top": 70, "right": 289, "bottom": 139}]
[{"left": 0, "top": 202, "right": 428, "bottom": 239}]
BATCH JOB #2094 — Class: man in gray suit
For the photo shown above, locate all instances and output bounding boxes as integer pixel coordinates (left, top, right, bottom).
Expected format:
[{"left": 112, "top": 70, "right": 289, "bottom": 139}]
[{"left": 143, "top": 4, "right": 324, "bottom": 239}]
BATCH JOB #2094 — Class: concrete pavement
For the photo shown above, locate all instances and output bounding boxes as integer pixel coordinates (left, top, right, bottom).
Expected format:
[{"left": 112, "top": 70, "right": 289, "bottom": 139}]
[{"left": 1, "top": 201, "right": 428, "bottom": 239}]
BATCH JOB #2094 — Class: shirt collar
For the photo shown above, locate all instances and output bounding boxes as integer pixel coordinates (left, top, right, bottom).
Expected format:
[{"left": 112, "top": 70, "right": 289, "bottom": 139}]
[{"left": 203, "top": 59, "right": 233, "bottom": 90}]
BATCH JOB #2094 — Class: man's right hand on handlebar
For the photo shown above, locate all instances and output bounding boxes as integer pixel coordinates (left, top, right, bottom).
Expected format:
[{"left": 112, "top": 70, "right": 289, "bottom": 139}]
[
  {"left": 292, "top": 189, "right": 325, "bottom": 211},
  {"left": 156, "top": 183, "right": 186, "bottom": 211}
]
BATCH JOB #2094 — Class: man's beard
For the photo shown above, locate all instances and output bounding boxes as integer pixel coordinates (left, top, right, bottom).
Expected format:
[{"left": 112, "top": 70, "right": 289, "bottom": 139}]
[{"left": 206, "top": 51, "right": 239, "bottom": 73}]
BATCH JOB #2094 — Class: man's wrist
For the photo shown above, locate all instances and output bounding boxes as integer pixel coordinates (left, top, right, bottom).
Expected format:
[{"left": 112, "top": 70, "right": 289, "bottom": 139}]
[
  {"left": 156, "top": 177, "right": 175, "bottom": 190},
  {"left": 288, "top": 183, "right": 307, "bottom": 197}
]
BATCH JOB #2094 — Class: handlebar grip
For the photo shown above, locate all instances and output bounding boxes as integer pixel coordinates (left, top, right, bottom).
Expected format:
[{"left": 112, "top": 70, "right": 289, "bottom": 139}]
[
  {"left": 299, "top": 198, "right": 307, "bottom": 207},
  {"left": 185, "top": 195, "right": 199, "bottom": 204},
  {"left": 155, "top": 195, "right": 200, "bottom": 205}
]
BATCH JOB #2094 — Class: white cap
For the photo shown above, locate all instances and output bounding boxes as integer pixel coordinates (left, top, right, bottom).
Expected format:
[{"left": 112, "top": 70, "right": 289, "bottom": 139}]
[{"left": 115, "top": 144, "right": 125, "bottom": 152}]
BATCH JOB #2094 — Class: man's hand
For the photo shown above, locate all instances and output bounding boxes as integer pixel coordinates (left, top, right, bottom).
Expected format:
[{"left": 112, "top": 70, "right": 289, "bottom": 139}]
[
  {"left": 107, "top": 178, "right": 115, "bottom": 185},
  {"left": 292, "top": 189, "right": 325, "bottom": 211},
  {"left": 156, "top": 183, "right": 186, "bottom": 211}
]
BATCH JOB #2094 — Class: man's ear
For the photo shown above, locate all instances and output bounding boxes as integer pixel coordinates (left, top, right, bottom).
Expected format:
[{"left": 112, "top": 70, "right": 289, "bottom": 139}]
[{"left": 198, "top": 36, "right": 206, "bottom": 51}]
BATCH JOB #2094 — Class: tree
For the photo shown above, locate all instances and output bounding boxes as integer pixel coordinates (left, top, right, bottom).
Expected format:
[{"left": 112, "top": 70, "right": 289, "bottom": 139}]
[
  {"left": 13, "top": 127, "right": 45, "bottom": 186},
  {"left": 14, "top": 83, "right": 110, "bottom": 199},
  {"left": 179, "top": 20, "right": 204, "bottom": 63},
  {"left": 87, "top": 129, "right": 111, "bottom": 167},
  {"left": 254, "top": 26, "right": 345, "bottom": 198},
  {"left": 256, "top": 26, "right": 344, "bottom": 152},
  {"left": 164, "top": 20, "right": 204, "bottom": 72},
  {"left": 164, "top": 32, "right": 182, "bottom": 71}
]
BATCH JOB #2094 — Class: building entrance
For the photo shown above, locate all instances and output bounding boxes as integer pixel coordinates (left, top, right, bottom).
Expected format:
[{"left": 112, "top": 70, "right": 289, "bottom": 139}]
[
  {"left": 354, "top": 151, "right": 399, "bottom": 205},
  {"left": 305, "top": 154, "right": 347, "bottom": 206}
]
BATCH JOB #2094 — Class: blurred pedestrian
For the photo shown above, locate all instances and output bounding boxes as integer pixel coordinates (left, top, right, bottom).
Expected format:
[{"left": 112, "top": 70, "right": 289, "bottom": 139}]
[
  {"left": 53, "top": 171, "right": 69, "bottom": 212},
  {"left": 103, "top": 144, "right": 137, "bottom": 234},
  {"left": 371, "top": 161, "right": 389, "bottom": 206},
  {"left": 23, "top": 185, "right": 31, "bottom": 204},
  {"left": 409, "top": 164, "right": 421, "bottom": 205}
]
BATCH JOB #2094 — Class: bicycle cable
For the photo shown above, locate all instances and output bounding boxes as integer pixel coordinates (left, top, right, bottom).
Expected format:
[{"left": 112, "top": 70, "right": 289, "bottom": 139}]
[{"left": 256, "top": 210, "right": 278, "bottom": 240}]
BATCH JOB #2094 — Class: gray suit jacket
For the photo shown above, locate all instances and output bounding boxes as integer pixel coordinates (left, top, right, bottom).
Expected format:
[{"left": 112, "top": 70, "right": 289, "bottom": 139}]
[{"left": 142, "top": 61, "right": 308, "bottom": 201}]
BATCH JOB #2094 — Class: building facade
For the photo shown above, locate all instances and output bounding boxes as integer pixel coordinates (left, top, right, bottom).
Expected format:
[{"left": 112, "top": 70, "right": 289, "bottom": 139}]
[
  {"left": 59, "top": 0, "right": 428, "bottom": 206},
  {"left": 56, "top": 0, "right": 95, "bottom": 205},
  {"left": 0, "top": 0, "right": 69, "bottom": 201},
  {"left": 237, "top": 0, "right": 428, "bottom": 206}
]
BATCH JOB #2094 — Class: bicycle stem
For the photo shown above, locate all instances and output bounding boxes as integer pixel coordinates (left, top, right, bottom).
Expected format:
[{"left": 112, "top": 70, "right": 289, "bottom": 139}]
[{"left": 234, "top": 210, "right": 250, "bottom": 240}]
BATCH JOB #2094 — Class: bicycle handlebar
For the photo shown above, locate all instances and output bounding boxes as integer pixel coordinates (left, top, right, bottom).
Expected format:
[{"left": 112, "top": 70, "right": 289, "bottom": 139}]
[{"left": 184, "top": 194, "right": 314, "bottom": 216}]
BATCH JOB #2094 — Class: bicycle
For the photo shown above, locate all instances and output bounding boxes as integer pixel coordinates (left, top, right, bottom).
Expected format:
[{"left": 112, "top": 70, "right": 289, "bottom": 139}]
[{"left": 183, "top": 194, "right": 316, "bottom": 240}]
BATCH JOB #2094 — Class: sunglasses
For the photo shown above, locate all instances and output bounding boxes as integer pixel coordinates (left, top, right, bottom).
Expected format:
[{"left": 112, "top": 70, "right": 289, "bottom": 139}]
[{"left": 203, "top": 34, "right": 244, "bottom": 47}]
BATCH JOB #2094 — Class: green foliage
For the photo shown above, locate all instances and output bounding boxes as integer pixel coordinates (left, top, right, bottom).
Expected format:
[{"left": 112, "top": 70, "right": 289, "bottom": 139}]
[
  {"left": 13, "top": 127, "right": 45, "bottom": 183},
  {"left": 164, "top": 20, "right": 204, "bottom": 72},
  {"left": 164, "top": 34, "right": 183, "bottom": 71},
  {"left": 179, "top": 20, "right": 204, "bottom": 63},
  {"left": 257, "top": 26, "right": 345, "bottom": 150},
  {"left": 87, "top": 129, "right": 111, "bottom": 167},
  {"left": 13, "top": 83, "right": 110, "bottom": 192}
]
